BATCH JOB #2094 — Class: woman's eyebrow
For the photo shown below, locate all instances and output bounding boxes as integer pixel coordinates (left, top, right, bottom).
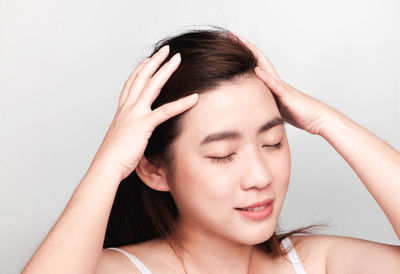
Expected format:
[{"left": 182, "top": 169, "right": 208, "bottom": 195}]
[{"left": 199, "top": 117, "right": 284, "bottom": 146}]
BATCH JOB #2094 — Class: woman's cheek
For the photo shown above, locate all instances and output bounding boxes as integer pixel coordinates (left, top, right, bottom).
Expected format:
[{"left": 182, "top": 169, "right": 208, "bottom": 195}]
[
  {"left": 279, "top": 147, "right": 291, "bottom": 195},
  {"left": 172, "top": 159, "right": 218, "bottom": 204}
]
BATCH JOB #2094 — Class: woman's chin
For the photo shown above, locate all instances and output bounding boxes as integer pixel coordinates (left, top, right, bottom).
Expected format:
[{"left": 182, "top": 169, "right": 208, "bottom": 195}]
[{"left": 232, "top": 225, "right": 276, "bottom": 245}]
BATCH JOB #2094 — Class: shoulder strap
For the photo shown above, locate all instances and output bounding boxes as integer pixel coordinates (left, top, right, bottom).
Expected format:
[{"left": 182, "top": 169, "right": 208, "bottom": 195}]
[
  {"left": 107, "top": 247, "right": 152, "bottom": 274},
  {"left": 280, "top": 237, "right": 307, "bottom": 274}
]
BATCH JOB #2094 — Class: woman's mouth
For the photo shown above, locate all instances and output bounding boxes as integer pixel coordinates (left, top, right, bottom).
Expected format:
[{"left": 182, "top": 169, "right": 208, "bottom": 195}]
[
  {"left": 235, "top": 199, "right": 274, "bottom": 219},
  {"left": 239, "top": 205, "right": 268, "bottom": 211}
]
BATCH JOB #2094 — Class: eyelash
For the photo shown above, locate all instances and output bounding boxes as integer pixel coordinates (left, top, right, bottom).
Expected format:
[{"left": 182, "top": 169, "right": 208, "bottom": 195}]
[{"left": 210, "top": 142, "right": 283, "bottom": 164}]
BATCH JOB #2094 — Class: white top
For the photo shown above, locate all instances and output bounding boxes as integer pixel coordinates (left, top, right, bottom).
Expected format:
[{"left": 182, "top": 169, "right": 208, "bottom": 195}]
[
  {"left": 107, "top": 236, "right": 306, "bottom": 273},
  {"left": 107, "top": 247, "right": 153, "bottom": 274},
  {"left": 280, "top": 237, "right": 307, "bottom": 274}
]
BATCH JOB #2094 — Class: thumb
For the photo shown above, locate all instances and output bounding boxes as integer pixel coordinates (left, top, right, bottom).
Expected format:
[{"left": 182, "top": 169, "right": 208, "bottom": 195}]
[
  {"left": 254, "top": 66, "right": 286, "bottom": 98},
  {"left": 149, "top": 93, "right": 199, "bottom": 127}
]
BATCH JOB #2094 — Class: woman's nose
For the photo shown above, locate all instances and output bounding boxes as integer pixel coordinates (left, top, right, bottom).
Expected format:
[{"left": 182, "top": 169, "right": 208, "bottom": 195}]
[{"left": 239, "top": 151, "right": 273, "bottom": 190}]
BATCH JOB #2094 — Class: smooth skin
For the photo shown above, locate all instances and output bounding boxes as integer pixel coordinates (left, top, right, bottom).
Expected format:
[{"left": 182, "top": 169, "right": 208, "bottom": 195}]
[
  {"left": 23, "top": 35, "right": 400, "bottom": 273},
  {"left": 22, "top": 45, "right": 199, "bottom": 273},
  {"left": 238, "top": 35, "right": 400, "bottom": 273}
]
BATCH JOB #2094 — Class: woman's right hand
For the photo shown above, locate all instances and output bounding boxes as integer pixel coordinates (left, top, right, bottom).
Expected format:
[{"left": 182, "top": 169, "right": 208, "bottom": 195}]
[{"left": 91, "top": 45, "right": 198, "bottom": 180}]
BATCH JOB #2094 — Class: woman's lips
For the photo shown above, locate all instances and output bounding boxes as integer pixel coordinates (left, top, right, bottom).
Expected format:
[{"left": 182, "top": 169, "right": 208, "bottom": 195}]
[
  {"left": 235, "top": 199, "right": 274, "bottom": 220},
  {"left": 235, "top": 198, "right": 273, "bottom": 209}
]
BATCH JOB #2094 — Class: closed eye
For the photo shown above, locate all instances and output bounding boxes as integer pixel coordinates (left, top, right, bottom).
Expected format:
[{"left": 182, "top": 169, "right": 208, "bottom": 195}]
[
  {"left": 263, "top": 142, "right": 282, "bottom": 150},
  {"left": 209, "top": 141, "right": 283, "bottom": 164},
  {"left": 209, "top": 153, "right": 235, "bottom": 164}
]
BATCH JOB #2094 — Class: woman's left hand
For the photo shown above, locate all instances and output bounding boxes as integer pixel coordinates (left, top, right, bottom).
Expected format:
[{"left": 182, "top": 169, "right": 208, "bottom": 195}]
[{"left": 238, "top": 36, "right": 339, "bottom": 136}]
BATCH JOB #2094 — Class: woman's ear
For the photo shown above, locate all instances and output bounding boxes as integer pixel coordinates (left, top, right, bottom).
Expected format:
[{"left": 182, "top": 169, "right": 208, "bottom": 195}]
[{"left": 135, "top": 156, "right": 170, "bottom": 192}]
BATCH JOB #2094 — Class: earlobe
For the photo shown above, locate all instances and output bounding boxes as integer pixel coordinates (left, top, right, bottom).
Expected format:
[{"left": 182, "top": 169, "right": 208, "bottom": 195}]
[{"left": 135, "top": 156, "right": 170, "bottom": 192}]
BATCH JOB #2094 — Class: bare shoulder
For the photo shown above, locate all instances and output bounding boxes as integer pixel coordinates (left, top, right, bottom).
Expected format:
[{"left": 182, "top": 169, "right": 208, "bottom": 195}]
[
  {"left": 96, "top": 247, "right": 142, "bottom": 274},
  {"left": 289, "top": 234, "right": 400, "bottom": 273},
  {"left": 96, "top": 238, "right": 180, "bottom": 274},
  {"left": 286, "top": 234, "right": 330, "bottom": 273}
]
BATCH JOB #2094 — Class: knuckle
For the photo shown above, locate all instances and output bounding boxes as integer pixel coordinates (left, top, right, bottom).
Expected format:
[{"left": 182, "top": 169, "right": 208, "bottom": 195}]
[
  {"left": 122, "top": 80, "right": 130, "bottom": 89},
  {"left": 160, "top": 104, "right": 172, "bottom": 117},
  {"left": 273, "top": 77, "right": 282, "bottom": 86},
  {"left": 146, "top": 79, "right": 158, "bottom": 91},
  {"left": 271, "top": 76, "right": 282, "bottom": 88},
  {"left": 135, "top": 68, "right": 146, "bottom": 79}
]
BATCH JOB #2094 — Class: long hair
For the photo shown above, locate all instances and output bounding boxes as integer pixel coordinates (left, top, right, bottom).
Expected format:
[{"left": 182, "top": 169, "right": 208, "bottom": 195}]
[{"left": 103, "top": 25, "right": 327, "bottom": 260}]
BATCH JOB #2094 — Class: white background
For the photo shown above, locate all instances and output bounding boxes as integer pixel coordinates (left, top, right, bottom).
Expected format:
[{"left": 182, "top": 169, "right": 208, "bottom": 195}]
[{"left": 1, "top": 0, "right": 399, "bottom": 273}]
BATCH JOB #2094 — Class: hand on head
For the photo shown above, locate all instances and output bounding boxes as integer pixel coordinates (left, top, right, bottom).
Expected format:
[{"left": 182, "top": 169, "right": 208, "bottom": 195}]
[
  {"left": 92, "top": 45, "right": 198, "bottom": 180},
  {"left": 231, "top": 32, "right": 338, "bottom": 136}
]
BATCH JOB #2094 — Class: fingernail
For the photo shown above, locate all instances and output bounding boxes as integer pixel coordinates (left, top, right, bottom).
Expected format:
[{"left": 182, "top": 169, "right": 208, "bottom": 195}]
[
  {"left": 160, "top": 45, "right": 170, "bottom": 53},
  {"left": 170, "top": 53, "right": 181, "bottom": 63},
  {"left": 189, "top": 93, "right": 198, "bottom": 102}
]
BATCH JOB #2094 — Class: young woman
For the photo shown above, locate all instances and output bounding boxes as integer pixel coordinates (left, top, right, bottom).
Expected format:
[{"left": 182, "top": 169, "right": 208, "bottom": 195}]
[{"left": 23, "top": 27, "right": 400, "bottom": 273}]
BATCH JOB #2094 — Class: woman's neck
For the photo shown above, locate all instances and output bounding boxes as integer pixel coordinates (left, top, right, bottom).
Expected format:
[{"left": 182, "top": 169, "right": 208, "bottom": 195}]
[{"left": 166, "top": 220, "right": 269, "bottom": 274}]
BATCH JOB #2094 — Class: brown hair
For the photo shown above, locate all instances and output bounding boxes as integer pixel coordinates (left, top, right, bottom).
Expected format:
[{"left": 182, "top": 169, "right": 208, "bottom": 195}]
[{"left": 103, "top": 25, "right": 327, "bottom": 262}]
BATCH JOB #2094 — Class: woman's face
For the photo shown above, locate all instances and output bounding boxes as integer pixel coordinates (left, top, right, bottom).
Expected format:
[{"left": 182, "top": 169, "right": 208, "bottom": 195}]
[{"left": 167, "top": 74, "right": 291, "bottom": 245}]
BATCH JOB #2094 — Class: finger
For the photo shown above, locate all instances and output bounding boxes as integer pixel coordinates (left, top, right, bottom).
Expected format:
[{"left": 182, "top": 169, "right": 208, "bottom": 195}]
[
  {"left": 237, "top": 38, "right": 280, "bottom": 78},
  {"left": 118, "top": 58, "right": 150, "bottom": 107},
  {"left": 138, "top": 52, "right": 181, "bottom": 107},
  {"left": 149, "top": 93, "right": 198, "bottom": 128},
  {"left": 125, "top": 45, "right": 170, "bottom": 106},
  {"left": 246, "top": 42, "right": 277, "bottom": 76},
  {"left": 254, "top": 66, "right": 286, "bottom": 97},
  {"left": 227, "top": 31, "right": 273, "bottom": 75},
  {"left": 226, "top": 31, "right": 278, "bottom": 78}
]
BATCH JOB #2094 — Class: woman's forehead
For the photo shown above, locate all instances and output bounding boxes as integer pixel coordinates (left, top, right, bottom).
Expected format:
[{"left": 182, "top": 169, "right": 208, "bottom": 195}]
[{"left": 180, "top": 76, "right": 281, "bottom": 137}]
